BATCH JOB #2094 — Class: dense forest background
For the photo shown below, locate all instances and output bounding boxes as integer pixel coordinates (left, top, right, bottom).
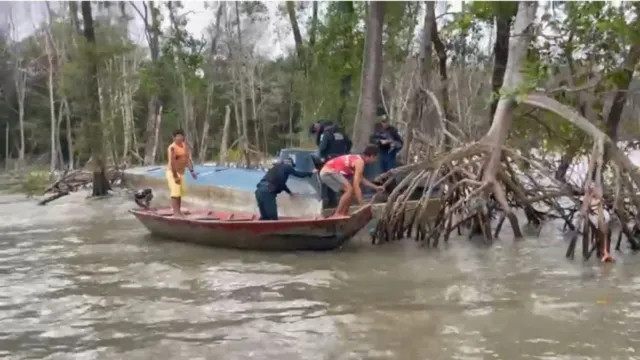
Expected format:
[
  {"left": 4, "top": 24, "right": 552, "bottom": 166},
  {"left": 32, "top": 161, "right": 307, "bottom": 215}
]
[{"left": 1, "top": 1, "right": 639, "bottom": 178}]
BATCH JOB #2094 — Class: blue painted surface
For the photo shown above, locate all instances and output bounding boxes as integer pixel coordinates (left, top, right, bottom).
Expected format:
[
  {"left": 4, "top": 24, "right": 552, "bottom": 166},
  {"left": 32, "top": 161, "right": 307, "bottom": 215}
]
[
  {"left": 141, "top": 164, "right": 320, "bottom": 196},
  {"left": 277, "top": 148, "right": 383, "bottom": 197}
]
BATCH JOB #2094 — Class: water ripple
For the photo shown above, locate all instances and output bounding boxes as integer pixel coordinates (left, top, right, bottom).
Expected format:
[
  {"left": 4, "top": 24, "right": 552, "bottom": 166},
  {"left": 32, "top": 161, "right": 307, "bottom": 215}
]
[{"left": 0, "top": 194, "right": 639, "bottom": 359}]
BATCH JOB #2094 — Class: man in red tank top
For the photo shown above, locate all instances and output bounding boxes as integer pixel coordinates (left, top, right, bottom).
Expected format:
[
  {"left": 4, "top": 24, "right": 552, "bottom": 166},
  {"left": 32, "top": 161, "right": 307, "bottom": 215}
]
[{"left": 319, "top": 144, "right": 384, "bottom": 217}]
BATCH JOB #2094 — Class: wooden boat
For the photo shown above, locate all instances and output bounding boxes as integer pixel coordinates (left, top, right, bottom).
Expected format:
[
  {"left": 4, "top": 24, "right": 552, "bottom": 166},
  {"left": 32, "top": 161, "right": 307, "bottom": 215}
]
[{"left": 129, "top": 205, "right": 373, "bottom": 251}]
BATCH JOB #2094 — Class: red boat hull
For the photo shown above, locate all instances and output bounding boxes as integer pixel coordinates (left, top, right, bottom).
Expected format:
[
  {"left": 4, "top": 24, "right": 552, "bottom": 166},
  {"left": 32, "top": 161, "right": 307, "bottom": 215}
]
[{"left": 129, "top": 205, "right": 373, "bottom": 251}]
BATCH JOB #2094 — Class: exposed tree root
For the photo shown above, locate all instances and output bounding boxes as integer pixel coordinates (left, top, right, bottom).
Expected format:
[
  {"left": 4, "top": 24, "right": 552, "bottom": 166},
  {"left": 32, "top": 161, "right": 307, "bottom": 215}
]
[
  {"left": 369, "top": 1, "right": 640, "bottom": 261},
  {"left": 372, "top": 140, "right": 640, "bottom": 261}
]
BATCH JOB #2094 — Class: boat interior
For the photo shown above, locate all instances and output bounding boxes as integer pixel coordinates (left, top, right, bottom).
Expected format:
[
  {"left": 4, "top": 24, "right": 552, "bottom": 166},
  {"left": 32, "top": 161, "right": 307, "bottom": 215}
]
[
  {"left": 152, "top": 209, "right": 258, "bottom": 221},
  {"left": 148, "top": 208, "right": 330, "bottom": 222}
]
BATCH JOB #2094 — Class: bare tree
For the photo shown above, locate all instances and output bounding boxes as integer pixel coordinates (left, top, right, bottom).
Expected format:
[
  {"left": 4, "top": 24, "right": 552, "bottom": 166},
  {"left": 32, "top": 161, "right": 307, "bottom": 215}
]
[
  {"left": 43, "top": 1, "right": 57, "bottom": 171},
  {"left": 7, "top": 9, "right": 26, "bottom": 166},
  {"left": 403, "top": 1, "right": 434, "bottom": 160},
  {"left": 81, "top": 1, "right": 110, "bottom": 195},
  {"left": 353, "top": 2, "right": 385, "bottom": 151},
  {"left": 130, "top": 1, "right": 162, "bottom": 165},
  {"left": 219, "top": 104, "right": 232, "bottom": 163}
]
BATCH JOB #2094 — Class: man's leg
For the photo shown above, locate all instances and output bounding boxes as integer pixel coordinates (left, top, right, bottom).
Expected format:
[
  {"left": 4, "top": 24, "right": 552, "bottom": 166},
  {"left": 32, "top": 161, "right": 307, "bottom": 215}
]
[
  {"left": 321, "top": 172, "right": 352, "bottom": 217},
  {"left": 380, "top": 152, "right": 391, "bottom": 173},
  {"left": 167, "top": 172, "right": 184, "bottom": 217},
  {"left": 255, "top": 189, "right": 268, "bottom": 220},
  {"left": 387, "top": 152, "right": 398, "bottom": 170},
  {"left": 171, "top": 197, "right": 182, "bottom": 217},
  {"left": 262, "top": 191, "right": 279, "bottom": 220},
  {"left": 334, "top": 186, "right": 353, "bottom": 216},
  {"left": 600, "top": 211, "right": 614, "bottom": 262}
]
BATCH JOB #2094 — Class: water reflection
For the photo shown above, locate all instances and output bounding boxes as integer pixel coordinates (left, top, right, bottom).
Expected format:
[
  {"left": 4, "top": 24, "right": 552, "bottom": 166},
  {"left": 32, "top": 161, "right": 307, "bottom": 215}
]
[{"left": 0, "top": 193, "right": 639, "bottom": 359}]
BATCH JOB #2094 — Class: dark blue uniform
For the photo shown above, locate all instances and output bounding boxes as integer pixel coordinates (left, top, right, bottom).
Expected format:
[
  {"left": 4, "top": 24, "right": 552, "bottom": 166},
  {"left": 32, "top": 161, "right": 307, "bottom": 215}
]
[
  {"left": 370, "top": 124, "right": 403, "bottom": 173},
  {"left": 310, "top": 121, "right": 352, "bottom": 161},
  {"left": 255, "top": 162, "right": 313, "bottom": 220},
  {"left": 310, "top": 120, "right": 352, "bottom": 208}
]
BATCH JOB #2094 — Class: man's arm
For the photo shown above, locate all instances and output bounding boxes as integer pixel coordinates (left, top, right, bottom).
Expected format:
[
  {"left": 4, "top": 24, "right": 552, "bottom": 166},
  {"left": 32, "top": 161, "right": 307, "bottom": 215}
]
[
  {"left": 390, "top": 127, "right": 404, "bottom": 149},
  {"left": 283, "top": 184, "right": 293, "bottom": 195},
  {"left": 361, "top": 177, "right": 381, "bottom": 191},
  {"left": 318, "top": 131, "right": 332, "bottom": 158},
  {"left": 185, "top": 145, "right": 195, "bottom": 172},
  {"left": 352, "top": 159, "right": 366, "bottom": 206},
  {"left": 344, "top": 133, "right": 353, "bottom": 153},
  {"left": 290, "top": 168, "right": 313, "bottom": 178},
  {"left": 369, "top": 132, "right": 381, "bottom": 145},
  {"left": 168, "top": 146, "right": 178, "bottom": 178}
]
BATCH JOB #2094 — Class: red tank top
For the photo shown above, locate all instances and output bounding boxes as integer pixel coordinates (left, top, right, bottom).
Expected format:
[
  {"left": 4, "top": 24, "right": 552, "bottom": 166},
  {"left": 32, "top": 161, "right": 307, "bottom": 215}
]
[{"left": 324, "top": 154, "right": 362, "bottom": 176}]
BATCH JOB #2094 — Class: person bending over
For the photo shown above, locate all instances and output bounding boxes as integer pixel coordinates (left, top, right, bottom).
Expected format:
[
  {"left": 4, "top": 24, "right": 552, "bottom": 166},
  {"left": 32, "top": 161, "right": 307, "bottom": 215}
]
[
  {"left": 166, "top": 129, "right": 197, "bottom": 217},
  {"left": 255, "top": 157, "right": 314, "bottom": 220},
  {"left": 319, "top": 145, "right": 384, "bottom": 217}
]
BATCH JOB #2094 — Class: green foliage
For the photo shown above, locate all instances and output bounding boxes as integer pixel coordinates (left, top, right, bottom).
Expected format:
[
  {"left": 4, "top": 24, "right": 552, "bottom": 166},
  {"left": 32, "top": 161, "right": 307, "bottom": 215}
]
[
  {"left": 1, "top": 0, "right": 639, "bottom": 171},
  {"left": 21, "top": 170, "right": 50, "bottom": 197}
]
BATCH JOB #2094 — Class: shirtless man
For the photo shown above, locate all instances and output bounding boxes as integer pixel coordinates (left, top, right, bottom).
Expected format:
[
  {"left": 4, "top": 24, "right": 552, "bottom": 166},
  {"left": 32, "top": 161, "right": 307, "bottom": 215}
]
[
  {"left": 319, "top": 144, "right": 384, "bottom": 217},
  {"left": 584, "top": 184, "right": 614, "bottom": 262},
  {"left": 167, "top": 129, "right": 197, "bottom": 217}
]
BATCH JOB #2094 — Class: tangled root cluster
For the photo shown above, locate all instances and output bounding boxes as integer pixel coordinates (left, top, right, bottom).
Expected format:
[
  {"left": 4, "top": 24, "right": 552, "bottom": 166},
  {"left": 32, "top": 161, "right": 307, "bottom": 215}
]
[{"left": 371, "top": 140, "right": 640, "bottom": 261}]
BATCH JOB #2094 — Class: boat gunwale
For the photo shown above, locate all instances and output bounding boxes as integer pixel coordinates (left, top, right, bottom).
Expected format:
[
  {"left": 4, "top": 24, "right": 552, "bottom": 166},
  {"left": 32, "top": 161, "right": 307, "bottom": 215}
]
[{"left": 128, "top": 204, "right": 372, "bottom": 227}]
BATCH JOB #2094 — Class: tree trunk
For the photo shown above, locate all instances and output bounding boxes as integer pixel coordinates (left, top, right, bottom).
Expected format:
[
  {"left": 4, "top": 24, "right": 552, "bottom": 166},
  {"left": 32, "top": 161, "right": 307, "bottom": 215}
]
[
  {"left": 336, "top": 1, "right": 355, "bottom": 124},
  {"left": 310, "top": 2, "right": 318, "bottom": 49},
  {"left": 140, "top": 1, "right": 162, "bottom": 165},
  {"left": 144, "top": 98, "right": 162, "bottom": 164},
  {"left": 219, "top": 104, "right": 231, "bottom": 163},
  {"left": 152, "top": 105, "right": 163, "bottom": 162},
  {"left": 249, "top": 69, "right": 260, "bottom": 151},
  {"left": 15, "top": 71, "right": 26, "bottom": 166},
  {"left": 431, "top": 13, "right": 452, "bottom": 150},
  {"left": 482, "top": 2, "right": 538, "bottom": 181},
  {"left": 235, "top": 2, "right": 250, "bottom": 165},
  {"left": 4, "top": 124, "right": 8, "bottom": 171},
  {"left": 605, "top": 43, "right": 640, "bottom": 147},
  {"left": 63, "top": 98, "right": 74, "bottom": 169},
  {"left": 44, "top": 13, "right": 57, "bottom": 171},
  {"left": 198, "top": 89, "right": 213, "bottom": 164},
  {"left": 56, "top": 100, "right": 65, "bottom": 168},
  {"left": 352, "top": 1, "right": 385, "bottom": 151},
  {"left": 286, "top": 1, "right": 305, "bottom": 75},
  {"left": 403, "top": 1, "right": 434, "bottom": 161},
  {"left": 489, "top": 4, "right": 518, "bottom": 121},
  {"left": 81, "top": 1, "right": 110, "bottom": 196}
]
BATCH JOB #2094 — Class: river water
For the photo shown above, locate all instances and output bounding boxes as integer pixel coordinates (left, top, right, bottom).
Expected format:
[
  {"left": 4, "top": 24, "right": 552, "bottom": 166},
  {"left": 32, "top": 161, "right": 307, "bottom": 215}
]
[{"left": 1, "top": 192, "right": 640, "bottom": 360}]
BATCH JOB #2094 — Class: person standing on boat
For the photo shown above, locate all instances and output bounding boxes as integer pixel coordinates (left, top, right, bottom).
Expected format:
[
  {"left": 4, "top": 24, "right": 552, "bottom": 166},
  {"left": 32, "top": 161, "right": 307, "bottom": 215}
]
[
  {"left": 167, "top": 129, "right": 197, "bottom": 217},
  {"left": 309, "top": 120, "right": 353, "bottom": 208},
  {"left": 369, "top": 109, "right": 403, "bottom": 173},
  {"left": 255, "top": 157, "right": 314, "bottom": 220},
  {"left": 319, "top": 145, "right": 384, "bottom": 217},
  {"left": 309, "top": 120, "right": 353, "bottom": 162}
]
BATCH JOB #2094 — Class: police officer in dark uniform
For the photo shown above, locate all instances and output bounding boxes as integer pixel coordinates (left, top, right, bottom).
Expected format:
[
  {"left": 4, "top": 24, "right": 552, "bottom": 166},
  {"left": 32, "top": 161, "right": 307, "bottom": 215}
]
[
  {"left": 255, "top": 157, "right": 314, "bottom": 220},
  {"left": 309, "top": 120, "right": 352, "bottom": 162},
  {"left": 309, "top": 120, "right": 352, "bottom": 208},
  {"left": 369, "top": 109, "right": 403, "bottom": 173}
]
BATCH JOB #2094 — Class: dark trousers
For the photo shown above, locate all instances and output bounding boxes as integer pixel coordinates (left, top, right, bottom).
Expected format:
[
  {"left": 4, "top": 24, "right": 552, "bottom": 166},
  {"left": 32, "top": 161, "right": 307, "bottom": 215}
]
[
  {"left": 321, "top": 154, "right": 340, "bottom": 208},
  {"left": 322, "top": 184, "right": 339, "bottom": 208},
  {"left": 255, "top": 185, "right": 278, "bottom": 220},
  {"left": 380, "top": 151, "right": 398, "bottom": 173}
]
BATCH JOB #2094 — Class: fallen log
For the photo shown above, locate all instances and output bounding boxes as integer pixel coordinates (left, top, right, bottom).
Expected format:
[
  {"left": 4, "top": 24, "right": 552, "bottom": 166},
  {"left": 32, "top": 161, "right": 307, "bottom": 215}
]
[
  {"left": 38, "top": 191, "right": 70, "bottom": 206},
  {"left": 37, "top": 166, "right": 125, "bottom": 206}
]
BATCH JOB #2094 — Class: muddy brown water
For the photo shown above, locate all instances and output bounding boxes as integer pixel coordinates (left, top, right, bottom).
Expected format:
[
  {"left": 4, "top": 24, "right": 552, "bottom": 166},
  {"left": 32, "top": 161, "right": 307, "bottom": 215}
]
[{"left": 1, "top": 192, "right": 640, "bottom": 360}]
